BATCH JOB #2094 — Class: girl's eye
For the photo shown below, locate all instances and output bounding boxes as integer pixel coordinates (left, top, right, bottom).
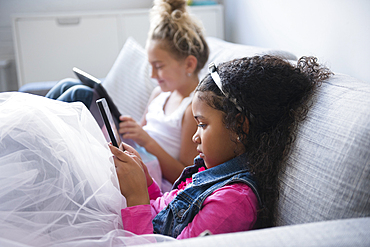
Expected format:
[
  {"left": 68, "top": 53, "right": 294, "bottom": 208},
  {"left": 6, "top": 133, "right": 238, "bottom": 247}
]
[{"left": 197, "top": 124, "right": 206, "bottom": 128}]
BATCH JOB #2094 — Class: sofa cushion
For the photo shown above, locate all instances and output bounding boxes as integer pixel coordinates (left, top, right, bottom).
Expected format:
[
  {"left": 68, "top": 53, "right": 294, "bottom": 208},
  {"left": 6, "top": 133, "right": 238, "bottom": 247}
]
[{"left": 276, "top": 73, "right": 370, "bottom": 225}]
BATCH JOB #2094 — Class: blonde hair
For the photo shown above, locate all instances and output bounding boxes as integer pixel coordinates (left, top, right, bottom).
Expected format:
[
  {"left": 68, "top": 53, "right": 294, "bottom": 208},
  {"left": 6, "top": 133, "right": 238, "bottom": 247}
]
[{"left": 147, "top": 0, "right": 209, "bottom": 74}]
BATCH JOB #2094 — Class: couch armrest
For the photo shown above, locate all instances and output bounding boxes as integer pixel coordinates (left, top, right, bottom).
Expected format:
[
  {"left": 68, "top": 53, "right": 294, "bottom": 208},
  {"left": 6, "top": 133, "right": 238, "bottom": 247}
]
[
  {"left": 18, "top": 81, "right": 58, "bottom": 96},
  {"left": 138, "top": 217, "right": 370, "bottom": 247}
]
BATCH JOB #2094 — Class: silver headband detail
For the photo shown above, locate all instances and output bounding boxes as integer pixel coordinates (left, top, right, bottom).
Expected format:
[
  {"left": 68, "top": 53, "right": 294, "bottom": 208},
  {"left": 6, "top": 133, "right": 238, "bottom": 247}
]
[{"left": 208, "top": 62, "right": 242, "bottom": 112}]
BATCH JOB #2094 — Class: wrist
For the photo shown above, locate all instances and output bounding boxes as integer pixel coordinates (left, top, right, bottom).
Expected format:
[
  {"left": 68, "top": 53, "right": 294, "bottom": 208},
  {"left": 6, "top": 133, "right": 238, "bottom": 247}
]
[
  {"left": 143, "top": 138, "right": 156, "bottom": 153},
  {"left": 126, "top": 193, "right": 150, "bottom": 207},
  {"left": 147, "top": 177, "right": 154, "bottom": 187}
]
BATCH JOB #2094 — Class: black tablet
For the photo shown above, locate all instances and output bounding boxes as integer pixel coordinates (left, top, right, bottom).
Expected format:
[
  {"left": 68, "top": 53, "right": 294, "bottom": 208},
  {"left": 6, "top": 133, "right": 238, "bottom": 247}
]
[
  {"left": 73, "top": 67, "right": 121, "bottom": 124},
  {"left": 73, "top": 67, "right": 101, "bottom": 88},
  {"left": 96, "top": 98, "right": 121, "bottom": 148}
]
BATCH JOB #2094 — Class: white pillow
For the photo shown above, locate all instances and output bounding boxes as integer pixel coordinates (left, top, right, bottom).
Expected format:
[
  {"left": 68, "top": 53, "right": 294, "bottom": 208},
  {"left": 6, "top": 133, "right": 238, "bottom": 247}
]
[{"left": 102, "top": 37, "right": 157, "bottom": 122}]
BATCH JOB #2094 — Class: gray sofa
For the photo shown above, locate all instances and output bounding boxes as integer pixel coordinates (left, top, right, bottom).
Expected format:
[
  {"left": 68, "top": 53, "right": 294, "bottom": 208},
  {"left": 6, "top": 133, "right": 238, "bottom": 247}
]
[
  {"left": 19, "top": 37, "right": 370, "bottom": 246},
  {"left": 138, "top": 73, "right": 370, "bottom": 247}
]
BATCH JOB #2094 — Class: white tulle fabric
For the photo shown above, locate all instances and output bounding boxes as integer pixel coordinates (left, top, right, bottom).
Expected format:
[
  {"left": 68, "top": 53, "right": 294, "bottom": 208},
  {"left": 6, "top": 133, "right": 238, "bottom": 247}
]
[{"left": 0, "top": 92, "right": 174, "bottom": 246}]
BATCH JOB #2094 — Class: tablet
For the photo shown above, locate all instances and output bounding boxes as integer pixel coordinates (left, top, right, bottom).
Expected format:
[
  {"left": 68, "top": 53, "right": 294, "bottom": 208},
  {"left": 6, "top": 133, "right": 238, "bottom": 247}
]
[
  {"left": 96, "top": 98, "right": 121, "bottom": 148},
  {"left": 73, "top": 67, "right": 101, "bottom": 88},
  {"left": 73, "top": 67, "right": 122, "bottom": 124}
]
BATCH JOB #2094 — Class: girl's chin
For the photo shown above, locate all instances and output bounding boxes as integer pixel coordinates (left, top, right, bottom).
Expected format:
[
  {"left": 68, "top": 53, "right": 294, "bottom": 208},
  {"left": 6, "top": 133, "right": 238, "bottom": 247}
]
[
  {"left": 157, "top": 83, "right": 176, "bottom": 93},
  {"left": 158, "top": 85, "right": 170, "bottom": 92},
  {"left": 202, "top": 158, "right": 214, "bottom": 169}
]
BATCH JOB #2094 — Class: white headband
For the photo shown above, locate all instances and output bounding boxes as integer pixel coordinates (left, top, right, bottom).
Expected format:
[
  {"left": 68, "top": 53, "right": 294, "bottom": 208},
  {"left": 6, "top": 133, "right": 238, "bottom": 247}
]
[{"left": 208, "top": 62, "right": 242, "bottom": 112}]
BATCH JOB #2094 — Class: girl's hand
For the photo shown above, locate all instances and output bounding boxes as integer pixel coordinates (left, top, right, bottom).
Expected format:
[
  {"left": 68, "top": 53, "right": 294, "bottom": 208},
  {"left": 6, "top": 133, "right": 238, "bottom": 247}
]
[
  {"left": 109, "top": 143, "right": 150, "bottom": 207},
  {"left": 119, "top": 116, "right": 153, "bottom": 147},
  {"left": 119, "top": 142, "right": 153, "bottom": 187}
]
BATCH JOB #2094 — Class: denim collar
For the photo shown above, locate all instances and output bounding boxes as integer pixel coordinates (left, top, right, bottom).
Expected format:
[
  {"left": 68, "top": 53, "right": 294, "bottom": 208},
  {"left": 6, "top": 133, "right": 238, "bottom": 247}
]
[
  {"left": 192, "top": 153, "right": 250, "bottom": 186},
  {"left": 172, "top": 153, "right": 251, "bottom": 190}
]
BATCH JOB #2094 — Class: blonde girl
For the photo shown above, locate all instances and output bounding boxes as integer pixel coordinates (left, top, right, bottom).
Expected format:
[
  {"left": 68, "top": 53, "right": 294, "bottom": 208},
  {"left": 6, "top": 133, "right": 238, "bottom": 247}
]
[{"left": 118, "top": 0, "right": 209, "bottom": 185}]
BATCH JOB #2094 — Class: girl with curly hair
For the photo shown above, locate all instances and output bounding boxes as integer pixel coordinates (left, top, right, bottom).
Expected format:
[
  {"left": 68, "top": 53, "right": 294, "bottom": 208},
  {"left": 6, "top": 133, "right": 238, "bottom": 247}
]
[{"left": 109, "top": 55, "right": 332, "bottom": 238}]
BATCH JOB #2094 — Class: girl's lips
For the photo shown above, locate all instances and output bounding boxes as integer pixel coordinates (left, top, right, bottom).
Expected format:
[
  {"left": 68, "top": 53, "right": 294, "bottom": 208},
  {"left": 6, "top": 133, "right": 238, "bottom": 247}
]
[{"left": 197, "top": 149, "right": 204, "bottom": 158}]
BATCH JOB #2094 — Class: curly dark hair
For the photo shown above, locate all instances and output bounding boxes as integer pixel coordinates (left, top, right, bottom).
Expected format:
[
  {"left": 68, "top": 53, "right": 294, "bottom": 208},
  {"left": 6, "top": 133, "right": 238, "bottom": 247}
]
[{"left": 195, "top": 55, "right": 333, "bottom": 228}]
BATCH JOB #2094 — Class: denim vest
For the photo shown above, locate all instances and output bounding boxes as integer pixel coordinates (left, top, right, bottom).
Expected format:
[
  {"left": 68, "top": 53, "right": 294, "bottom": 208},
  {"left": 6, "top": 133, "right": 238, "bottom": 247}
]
[{"left": 152, "top": 153, "right": 261, "bottom": 238}]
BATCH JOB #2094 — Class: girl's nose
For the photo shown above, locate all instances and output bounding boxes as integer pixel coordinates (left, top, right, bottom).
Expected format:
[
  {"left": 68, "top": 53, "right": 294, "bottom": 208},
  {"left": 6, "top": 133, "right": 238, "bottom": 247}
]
[
  {"left": 151, "top": 68, "right": 157, "bottom": 79},
  {"left": 192, "top": 133, "right": 200, "bottom": 143}
]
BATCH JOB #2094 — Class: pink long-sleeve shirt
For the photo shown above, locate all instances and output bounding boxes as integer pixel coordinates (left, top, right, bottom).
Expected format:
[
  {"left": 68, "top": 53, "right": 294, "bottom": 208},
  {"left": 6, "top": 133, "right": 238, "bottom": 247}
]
[{"left": 121, "top": 179, "right": 258, "bottom": 239}]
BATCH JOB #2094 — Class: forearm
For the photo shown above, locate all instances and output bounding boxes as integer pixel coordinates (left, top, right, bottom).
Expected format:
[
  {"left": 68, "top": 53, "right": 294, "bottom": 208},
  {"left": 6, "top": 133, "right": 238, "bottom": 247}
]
[
  {"left": 144, "top": 139, "right": 186, "bottom": 183},
  {"left": 125, "top": 193, "right": 150, "bottom": 207}
]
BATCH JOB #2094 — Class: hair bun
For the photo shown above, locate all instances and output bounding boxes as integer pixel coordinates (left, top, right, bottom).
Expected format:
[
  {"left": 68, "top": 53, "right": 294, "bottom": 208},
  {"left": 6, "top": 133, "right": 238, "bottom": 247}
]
[
  {"left": 163, "top": 0, "right": 187, "bottom": 12},
  {"left": 152, "top": 0, "right": 187, "bottom": 23},
  {"left": 148, "top": 0, "right": 209, "bottom": 74},
  {"left": 171, "top": 9, "right": 183, "bottom": 20}
]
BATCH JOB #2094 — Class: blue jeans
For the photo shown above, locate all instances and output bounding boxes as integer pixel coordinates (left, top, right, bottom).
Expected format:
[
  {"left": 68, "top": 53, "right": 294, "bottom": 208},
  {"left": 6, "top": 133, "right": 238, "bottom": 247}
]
[{"left": 45, "top": 79, "right": 93, "bottom": 108}]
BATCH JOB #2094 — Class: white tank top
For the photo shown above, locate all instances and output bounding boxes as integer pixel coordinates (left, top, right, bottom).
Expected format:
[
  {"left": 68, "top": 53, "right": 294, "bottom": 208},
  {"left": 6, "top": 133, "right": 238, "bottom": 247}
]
[{"left": 143, "top": 91, "right": 194, "bottom": 160}]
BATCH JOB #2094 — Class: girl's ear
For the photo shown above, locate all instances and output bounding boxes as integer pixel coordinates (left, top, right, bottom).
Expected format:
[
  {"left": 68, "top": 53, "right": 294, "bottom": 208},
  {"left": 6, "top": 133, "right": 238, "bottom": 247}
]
[
  {"left": 236, "top": 113, "right": 250, "bottom": 134},
  {"left": 243, "top": 117, "right": 250, "bottom": 134},
  {"left": 185, "top": 55, "right": 198, "bottom": 74}
]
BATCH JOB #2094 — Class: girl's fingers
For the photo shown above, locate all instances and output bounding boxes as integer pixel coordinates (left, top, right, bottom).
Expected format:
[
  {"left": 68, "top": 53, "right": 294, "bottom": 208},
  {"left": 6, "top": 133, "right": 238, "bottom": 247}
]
[
  {"left": 119, "top": 142, "right": 126, "bottom": 151},
  {"left": 119, "top": 127, "right": 138, "bottom": 135},
  {"left": 119, "top": 119, "right": 137, "bottom": 129},
  {"left": 119, "top": 115, "right": 134, "bottom": 122},
  {"left": 108, "top": 143, "right": 131, "bottom": 162},
  {"left": 119, "top": 117, "right": 138, "bottom": 134},
  {"left": 121, "top": 133, "right": 138, "bottom": 140},
  {"left": 118, "top": 125, "right": 140, "bottom": 135},
  {"left": 109, "top": 143, "right": 142, "bottom": 169},
  {"left": 119, "top": 121, "right": 134, "bottom": 129},
  {"left": 119, "top": 142, "right": 140, "bottom": 157}
]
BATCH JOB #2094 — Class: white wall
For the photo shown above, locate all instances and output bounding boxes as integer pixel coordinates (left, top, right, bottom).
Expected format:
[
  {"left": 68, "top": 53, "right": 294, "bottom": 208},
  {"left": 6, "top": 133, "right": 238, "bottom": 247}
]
[
  {"left": 0, "top": 0, "right": 153, "bottom": 91},
  {"left": 222, "top": 0, "right": 370, "bottom": 83},
  {"left": 0, "top": 0, "right": 153, "bottom": 59},
  {"left": 1, "top": 0, "right": 369, "bottom": 89}
]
